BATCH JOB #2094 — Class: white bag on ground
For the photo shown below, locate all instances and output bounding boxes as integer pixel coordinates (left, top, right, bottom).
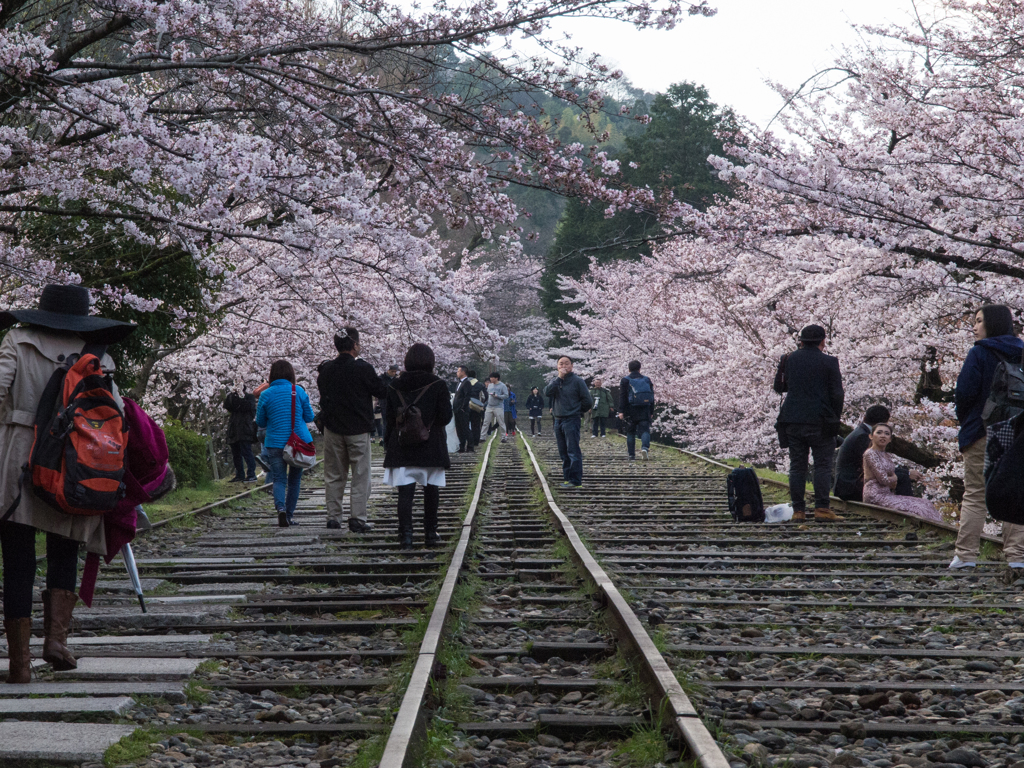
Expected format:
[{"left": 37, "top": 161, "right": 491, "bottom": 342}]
[{"left": 764, "top": 503, "right": 794, "bottom": 523}]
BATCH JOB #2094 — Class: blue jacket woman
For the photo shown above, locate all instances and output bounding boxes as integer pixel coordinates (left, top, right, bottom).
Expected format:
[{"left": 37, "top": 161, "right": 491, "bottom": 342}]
[{"left": 256, "top": 360, "right": 315, "bottom": 527}]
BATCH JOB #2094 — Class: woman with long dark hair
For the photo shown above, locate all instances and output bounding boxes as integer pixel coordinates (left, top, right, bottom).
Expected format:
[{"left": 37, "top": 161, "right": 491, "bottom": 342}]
[
  {"left": 256, "top": 359, "right": 315, "bottom": 527},
  {"left": 952, "top": 304, "right": 1024, "bottom": 577},
  {"left": 383, "top": 344, "right": 453, "bottom": 549}
]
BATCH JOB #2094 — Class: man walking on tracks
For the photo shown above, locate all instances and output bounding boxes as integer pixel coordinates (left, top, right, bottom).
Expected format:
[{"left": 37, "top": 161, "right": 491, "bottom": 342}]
[
  {"left": 545, "top": 356, "right": 593, "bottom": 488},
  {"left": 773, "top": 324, "right": 845, "bottom": 522},
  {"left": 483, "top": 372, "right": 509, "bottom": 443},
  {"left": 619, "top": 361, "right": 654, "bottom": 460},
  {"left": 317, "top": 328, "right": 388, "bottom": 533}
]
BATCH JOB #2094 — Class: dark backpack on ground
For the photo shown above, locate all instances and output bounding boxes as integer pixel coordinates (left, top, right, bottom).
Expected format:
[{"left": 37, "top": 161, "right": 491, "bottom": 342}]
[
  {"left": 395, "top": 381, "right": 439, "bottom": 447},
  {"left": 727, "top": 467, "right": 765, "bottom": 523},
  {"left": 982, "top": 350, "right": 1024, "bottom": 427}
]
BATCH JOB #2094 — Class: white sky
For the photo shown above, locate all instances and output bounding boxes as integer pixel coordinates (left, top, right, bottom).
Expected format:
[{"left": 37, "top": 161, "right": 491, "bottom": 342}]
[{"left": 547, "top": 0, "right": 919, "bottom": 128}]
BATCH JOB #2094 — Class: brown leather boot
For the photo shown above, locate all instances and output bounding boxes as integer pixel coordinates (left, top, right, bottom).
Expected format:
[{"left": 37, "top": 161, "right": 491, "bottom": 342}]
[
  {"left": 3, "top": 617, "right": 32, "bottom": 684},
  {"left": 813, "top": 507, "right": 845, "bottom": 522},
  {"left": 791, "top": 509, "right": 806, "bottom": 522},
  {"left": 42, "top": 588, "right": 78, "bottom": 671}
]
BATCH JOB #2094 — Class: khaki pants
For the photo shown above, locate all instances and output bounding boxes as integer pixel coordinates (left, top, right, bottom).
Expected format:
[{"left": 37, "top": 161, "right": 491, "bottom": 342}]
[
  {"left": 323, "top": 430, "right": 372, "bottom": 524},
  {"left": 483, "top": 406, "right": 506, "bottom": 435},
  {"left": 956, "top": 437, "right": 1024, "bottom": 562}
]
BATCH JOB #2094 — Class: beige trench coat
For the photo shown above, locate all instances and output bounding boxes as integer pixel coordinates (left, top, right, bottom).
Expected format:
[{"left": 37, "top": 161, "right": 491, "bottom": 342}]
[{"left": 0, "top": 327, "right": 123, "bottom": 555}]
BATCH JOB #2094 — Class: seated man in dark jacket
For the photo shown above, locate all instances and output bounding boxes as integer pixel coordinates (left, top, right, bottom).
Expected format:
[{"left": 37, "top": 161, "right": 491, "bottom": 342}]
[
  {"left": 317, "top": 328, "right": 388, "bottom": 533},
  {"left": 774, "top": 324, "right": 845, "bottom": 522},
  {"left": 834, "top": 405, "right": 922, "bottom": 501}
]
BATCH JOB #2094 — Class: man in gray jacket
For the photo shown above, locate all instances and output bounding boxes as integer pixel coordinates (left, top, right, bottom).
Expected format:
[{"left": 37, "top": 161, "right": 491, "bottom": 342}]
[
  {"left": 483, "top": 372, "right": 509, "bottom": 444},
  {"left": 544, "top": 356, "right": 593, "bottom": 488}
]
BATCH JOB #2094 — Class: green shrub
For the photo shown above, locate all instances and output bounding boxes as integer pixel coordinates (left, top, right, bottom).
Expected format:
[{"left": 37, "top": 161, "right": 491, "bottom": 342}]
[{"left": 164, "top": 420, "right": 212, "bottom": 487}]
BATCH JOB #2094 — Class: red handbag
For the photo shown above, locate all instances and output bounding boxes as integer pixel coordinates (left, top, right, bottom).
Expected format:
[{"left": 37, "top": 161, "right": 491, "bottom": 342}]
[{"left": 282, "top": 385, "right": 317, "bottom": 469}]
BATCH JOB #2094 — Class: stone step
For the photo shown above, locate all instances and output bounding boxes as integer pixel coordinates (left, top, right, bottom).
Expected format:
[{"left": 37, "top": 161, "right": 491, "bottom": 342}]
[
  {"left": 0, "top": 695, "right": 134, "bottom": 717},
  {"left": 0, "top": 722, "right": 137, "bottom": 764},
  {"left": 0, "top": 681, "right": 184, "bottom": 699},
  {"left": 53, "top": 656, "right": 206, "bottom": 680}
]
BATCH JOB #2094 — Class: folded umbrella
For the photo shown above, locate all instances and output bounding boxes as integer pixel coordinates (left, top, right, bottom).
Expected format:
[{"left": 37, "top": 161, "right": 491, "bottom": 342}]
[{"left": 121, "top": 543, "right": 146, "bottom": 613}]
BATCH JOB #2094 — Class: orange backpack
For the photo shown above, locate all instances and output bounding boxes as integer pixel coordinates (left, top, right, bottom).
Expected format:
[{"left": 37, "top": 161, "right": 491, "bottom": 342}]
[{"left": 2, "top": 344, "right": 127, "bottom": 520}]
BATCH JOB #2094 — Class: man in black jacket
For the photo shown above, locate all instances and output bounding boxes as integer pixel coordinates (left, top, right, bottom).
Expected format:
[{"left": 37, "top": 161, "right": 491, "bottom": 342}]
[
  {"left": 224, "top": 389, "right": 258, "bottom": 482},
  {"left": 774, "top": 324, "right": 845, "bottom": 522},
  {"left": 467, "top": 369, "right": 486, "bottom": 449},
  {"left": 453, "top": 366, "right": 473, "bottom": 453},
  {"left": 317, "top": 328, "right": 388, "bottom": 533}
]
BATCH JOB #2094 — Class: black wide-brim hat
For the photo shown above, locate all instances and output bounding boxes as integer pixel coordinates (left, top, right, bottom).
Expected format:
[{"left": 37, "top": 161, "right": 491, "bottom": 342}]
[{"left": 0, "top": 284, "right": 137, "bottom": 345}]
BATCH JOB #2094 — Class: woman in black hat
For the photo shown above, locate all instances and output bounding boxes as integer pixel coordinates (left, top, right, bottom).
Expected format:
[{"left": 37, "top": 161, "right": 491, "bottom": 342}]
[{"left": 0, "top": 284, "right": 135, "bottom": 684}]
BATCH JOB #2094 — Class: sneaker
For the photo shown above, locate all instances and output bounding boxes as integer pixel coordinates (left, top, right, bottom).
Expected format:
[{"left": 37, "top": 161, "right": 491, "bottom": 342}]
[
  {"left": 1002, "top": 565, "right": 1024, "bottom": 585},
  {"left": 244, "top": 476, "right": 258, "bottom": 483},
  {"left": 228, "top": 476, "right": 245, "bottom": 483},
  {"left": 277, "top": 511, "right": 288, "bottom": 528},
  {"left": 641, "top": 449, "right": 649, "bottom": 461},
  {"left": 628, "top": 456, "right": 636, "bottom": 461},
  {"left": 560, "top": 481, "right": 575, "bottom": 488},
  {"left": 349, "top": 519, "right": 375, "bottom": 533},
  {"left": 255, "top": 455, "right": 271, "bottom": 473},
  {"left": 948, "top": 555, "right": 977, "bottom": 569},
  {"left": 326, "top": 519, "right": 342, "bottom": 530}
]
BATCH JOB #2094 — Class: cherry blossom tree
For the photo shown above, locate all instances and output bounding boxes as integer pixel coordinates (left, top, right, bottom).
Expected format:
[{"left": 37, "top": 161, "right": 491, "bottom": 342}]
[
  {"left": 0, "top": 0, "right": 713, "bottom": 418},
  {"left": 561, "top": 0, "right": 1024, "bottom": 500}
]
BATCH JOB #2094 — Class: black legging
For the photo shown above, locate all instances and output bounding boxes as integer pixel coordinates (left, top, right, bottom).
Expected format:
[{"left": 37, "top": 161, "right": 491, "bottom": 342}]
[
  {"left": 0, "top": 522, "right": 79, "bottom": 619},
  {"left": 397, "top": 483, "right": 440, "bottom": 519}
]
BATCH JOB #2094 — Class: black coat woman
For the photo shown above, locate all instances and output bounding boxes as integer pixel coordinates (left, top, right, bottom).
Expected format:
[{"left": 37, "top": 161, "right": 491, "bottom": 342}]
[{"left": 383, "top": 343, "right": 453, "bottom": 549}]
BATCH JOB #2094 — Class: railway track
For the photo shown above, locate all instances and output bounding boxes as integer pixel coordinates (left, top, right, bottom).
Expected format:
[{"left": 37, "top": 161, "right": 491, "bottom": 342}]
[
  {"left": 1, "top": 429, "right": 1020, "bottom": 768},
  {"left": 526, "top": 433, "right": 1024, "bottom": 768}
]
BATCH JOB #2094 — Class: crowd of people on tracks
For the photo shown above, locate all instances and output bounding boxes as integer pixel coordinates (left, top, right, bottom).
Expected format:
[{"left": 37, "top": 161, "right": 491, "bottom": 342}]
[
  {"left": 773, "top": 306, "right": 1024, "bottom": 583},
  {"left": 5, "top": 283, "right": 1022, "bottom": 687}
]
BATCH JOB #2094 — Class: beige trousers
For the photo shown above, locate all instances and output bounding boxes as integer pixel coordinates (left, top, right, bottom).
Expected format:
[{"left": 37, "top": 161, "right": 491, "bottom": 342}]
[
  {"left": 483, "top": 406, "right": 506, "bottom": 435},
  {"left": 955, "top": 437, "right": 1024, "bottom": 562},
  {"left": 323, "top": 430, "right": 372, "bottom": 524}
]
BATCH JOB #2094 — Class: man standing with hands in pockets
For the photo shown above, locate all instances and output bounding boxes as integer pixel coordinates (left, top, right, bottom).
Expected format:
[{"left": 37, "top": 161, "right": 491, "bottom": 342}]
[{"left": 545, "top": 356, "right": 593, "bottom": 488}]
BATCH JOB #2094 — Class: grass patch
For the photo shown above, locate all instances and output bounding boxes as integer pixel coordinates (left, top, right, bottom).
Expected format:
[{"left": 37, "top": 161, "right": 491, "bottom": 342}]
[
  {"left": 144, "top": 479, "right": 259, "bottom": 524},
  {"left": 612, "top": 724, "right": 669, "bottom": 768},
  {"left": 104, "top": 728, "right": 163, "bottom": 767},
  {"left": 193, "top": 659, "right": 222, "bottom": 676},
  {"left": 981, "top": 539, "right": 1003, "bottom": 562},
  {"left": 423, "top": 720, "right": 457, "bottom": 763},
  {"left": 348, "top": 734, "right": 387, "bottom": 768},
  {"left": 183, "top": 679, "right": 211, "bottom": 705}
]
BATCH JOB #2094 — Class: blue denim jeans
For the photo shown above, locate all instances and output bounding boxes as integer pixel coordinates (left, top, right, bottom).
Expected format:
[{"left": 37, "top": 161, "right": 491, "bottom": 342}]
[
  {"left": 554, "top": 416, "right": 583, "bottom": 486},
  {"left": 626, "top": 419, "right": 651, "bottom": 458},
  {"left": 266, "top": 448, "right": 304, "bottom": 522}
]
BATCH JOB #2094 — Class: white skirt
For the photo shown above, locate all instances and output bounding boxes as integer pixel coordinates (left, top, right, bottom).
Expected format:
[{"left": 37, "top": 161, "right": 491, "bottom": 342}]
[{"left": 383, "top": 467, "right": 447, "bottom": 487}]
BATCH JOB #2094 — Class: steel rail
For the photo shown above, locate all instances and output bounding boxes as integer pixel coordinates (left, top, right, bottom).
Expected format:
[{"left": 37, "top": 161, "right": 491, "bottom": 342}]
[
  {"left": 519, "top": 434, "right": 732, "bottom": 768},
  {"left": 378, "top": 432, "right": 497, "bottom": 768}
]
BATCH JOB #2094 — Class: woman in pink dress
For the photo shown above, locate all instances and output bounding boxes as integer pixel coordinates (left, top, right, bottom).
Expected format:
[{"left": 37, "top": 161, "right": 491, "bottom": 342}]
[{"left": 862, "top": 423, "right": 943, "bottom": 522}]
